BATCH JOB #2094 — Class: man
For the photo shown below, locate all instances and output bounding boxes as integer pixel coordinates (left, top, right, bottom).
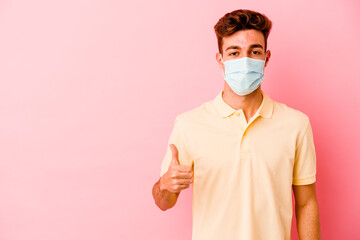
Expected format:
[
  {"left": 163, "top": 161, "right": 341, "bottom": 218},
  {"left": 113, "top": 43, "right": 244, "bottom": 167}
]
[{"left": 152, "top": 9, "right": 321, "bottom": 240}]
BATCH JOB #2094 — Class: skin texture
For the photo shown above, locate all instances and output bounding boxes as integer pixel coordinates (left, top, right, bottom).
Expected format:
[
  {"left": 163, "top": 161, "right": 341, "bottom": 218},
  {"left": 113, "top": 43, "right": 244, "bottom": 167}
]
[
  {"left": 152, "top": 144, "right": 193, "bottom": 211},
  {"left": 293, "top": 183, "right": 321, "bottom": 239},
  {"left": 152, "top": 29, "right": 321, "bottom": 239}
]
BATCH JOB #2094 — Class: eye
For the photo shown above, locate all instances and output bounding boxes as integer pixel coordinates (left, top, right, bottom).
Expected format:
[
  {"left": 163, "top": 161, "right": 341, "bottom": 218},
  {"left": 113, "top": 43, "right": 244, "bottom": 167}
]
[
  {"left": 252, "top": 51, "right": 261, "bottom": 55},
  {"left": 228, "top": 52, "right": 239, "bottom": 56}
]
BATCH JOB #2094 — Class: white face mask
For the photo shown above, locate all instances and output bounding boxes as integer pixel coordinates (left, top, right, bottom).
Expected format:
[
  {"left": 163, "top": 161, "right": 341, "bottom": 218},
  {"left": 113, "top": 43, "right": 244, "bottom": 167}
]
[{"left": 220, "top": 55, "right": 266, "bottom": 96}]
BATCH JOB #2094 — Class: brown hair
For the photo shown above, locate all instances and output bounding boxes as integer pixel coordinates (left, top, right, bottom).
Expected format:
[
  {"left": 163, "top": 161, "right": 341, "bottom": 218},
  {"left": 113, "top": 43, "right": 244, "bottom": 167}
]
[{"left": 214, "top": 9, "right": 272, "bottom": 54}]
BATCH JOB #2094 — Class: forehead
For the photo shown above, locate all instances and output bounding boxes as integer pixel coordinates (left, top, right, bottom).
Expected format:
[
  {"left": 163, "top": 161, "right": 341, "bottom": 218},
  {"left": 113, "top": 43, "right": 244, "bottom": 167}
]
[{"left": 222, "top": 29, "right": 265, "bottom": 49}]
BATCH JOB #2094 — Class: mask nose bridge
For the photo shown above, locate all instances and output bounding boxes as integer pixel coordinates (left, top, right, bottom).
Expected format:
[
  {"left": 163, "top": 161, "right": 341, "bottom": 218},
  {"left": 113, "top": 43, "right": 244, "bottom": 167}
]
[{"left": 221, "top": 54, "right": 267, "bottom": 62}]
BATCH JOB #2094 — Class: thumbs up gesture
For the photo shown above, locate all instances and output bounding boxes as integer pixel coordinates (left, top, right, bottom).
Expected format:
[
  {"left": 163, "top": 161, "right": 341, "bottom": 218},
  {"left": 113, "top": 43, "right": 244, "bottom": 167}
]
[{"left": 160, "top": 144, "right": 194, "bottom": 193}]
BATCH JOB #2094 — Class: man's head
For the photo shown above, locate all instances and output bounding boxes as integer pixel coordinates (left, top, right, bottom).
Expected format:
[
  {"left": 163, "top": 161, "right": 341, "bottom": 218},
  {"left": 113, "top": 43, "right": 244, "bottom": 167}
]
[{"left": 214, "top": 9, "right": 273, "bottom": 96}]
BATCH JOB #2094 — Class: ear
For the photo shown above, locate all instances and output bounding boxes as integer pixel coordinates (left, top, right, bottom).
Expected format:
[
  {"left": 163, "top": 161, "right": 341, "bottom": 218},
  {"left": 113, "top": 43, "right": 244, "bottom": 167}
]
[
  {"left": 265, "top": 50, "right": 271, "bottom": 68},
  {"left": 216, "top": 52, "right": 225, "bottom": 72}
]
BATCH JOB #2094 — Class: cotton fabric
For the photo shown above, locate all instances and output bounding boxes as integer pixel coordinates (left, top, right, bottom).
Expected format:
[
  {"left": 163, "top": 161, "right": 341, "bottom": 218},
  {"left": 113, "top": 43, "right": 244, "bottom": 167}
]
[{"left": 160, "top": 90, "right": 316, "bottom": 240}]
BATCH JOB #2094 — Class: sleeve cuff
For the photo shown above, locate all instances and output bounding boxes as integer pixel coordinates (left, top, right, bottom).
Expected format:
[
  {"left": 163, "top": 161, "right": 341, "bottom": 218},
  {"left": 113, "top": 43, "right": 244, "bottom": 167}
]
[{"left": 292, "top": 175, "right": 316, "bottom": 185}]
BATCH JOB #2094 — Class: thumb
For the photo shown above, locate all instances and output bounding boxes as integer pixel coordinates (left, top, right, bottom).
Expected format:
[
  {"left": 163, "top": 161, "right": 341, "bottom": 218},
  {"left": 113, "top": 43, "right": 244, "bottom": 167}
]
[{"left": 169, "top": 144, "right": 180, "bottom": 165}]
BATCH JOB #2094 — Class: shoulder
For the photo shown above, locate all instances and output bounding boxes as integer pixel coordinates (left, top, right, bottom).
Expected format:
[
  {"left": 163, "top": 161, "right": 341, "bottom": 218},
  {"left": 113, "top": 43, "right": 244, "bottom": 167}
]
[
  {"left": 174, "top": 98, "right": 215, "bottom": 125},
  {"left": 271, "top": 98, "right": 311, "bottom": 130}
]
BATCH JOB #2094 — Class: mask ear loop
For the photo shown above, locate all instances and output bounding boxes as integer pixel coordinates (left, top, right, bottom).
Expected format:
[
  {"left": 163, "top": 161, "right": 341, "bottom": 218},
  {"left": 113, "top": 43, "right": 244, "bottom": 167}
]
[
  {"left": 220, "top": 54, "right": 225, "bottom": 78},
  {"left": 264, "top": 54, "right": 267, "bottom": 73}
]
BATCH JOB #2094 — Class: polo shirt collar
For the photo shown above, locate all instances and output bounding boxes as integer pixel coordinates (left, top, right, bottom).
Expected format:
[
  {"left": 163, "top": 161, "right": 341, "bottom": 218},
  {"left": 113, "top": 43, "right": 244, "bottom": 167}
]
[{"left": 212, "top": 90, "right": 273, "bottom": 119}]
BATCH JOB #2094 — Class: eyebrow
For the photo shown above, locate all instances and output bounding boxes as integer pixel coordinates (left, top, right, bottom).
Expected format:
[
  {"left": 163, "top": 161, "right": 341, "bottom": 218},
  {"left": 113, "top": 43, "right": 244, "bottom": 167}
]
[
  {"left": 249, "top": 44, "right": 264, "bottom": 49},
  {"left": 225, "top": 44, "right": 264, "bottom": 52}
]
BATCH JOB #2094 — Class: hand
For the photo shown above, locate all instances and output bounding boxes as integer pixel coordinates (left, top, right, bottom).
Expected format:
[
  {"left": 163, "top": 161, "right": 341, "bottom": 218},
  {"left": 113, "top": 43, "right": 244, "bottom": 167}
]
[{"left": 160, "top": 144, "right": 194, "bottom": 193}]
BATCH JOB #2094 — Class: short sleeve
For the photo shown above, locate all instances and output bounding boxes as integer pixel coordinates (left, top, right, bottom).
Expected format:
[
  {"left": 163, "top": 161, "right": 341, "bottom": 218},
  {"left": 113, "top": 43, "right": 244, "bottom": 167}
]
[
  {"left": 160, "top": 115, "right": 193, "bottom": 177},
  {"left": 292, "top": 120, "right": 317, "bottom": 185}
]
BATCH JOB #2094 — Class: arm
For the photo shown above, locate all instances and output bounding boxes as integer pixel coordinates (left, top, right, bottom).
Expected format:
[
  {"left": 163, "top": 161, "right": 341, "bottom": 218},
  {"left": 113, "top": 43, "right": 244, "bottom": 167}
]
[
  {"left": 152, "top": 177, "right": 180, "bottom": 211},
  {"left": 292, "top": 183, "right": 321, "bottom": 240},
  {"left": 152, "top": 144, "right": 193, "bottom": 211}
]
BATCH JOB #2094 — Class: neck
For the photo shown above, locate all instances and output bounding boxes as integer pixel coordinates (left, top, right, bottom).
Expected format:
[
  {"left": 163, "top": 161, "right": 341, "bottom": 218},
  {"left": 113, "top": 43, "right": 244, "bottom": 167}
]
[{"left": 222, "top": 83, "right": 263, "bottom": 123}]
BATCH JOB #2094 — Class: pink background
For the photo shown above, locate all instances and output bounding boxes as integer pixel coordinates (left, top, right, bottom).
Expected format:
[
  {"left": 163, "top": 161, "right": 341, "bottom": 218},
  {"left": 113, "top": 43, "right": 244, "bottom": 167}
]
[{"left": 0, "top": 0, "right": 359, "bottom": 239}]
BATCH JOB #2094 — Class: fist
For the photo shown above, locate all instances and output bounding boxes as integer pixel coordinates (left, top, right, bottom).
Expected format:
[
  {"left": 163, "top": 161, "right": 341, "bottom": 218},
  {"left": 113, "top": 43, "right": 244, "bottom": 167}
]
[{"left": 160, "top": 144, "right": 194, "bottom": 193}]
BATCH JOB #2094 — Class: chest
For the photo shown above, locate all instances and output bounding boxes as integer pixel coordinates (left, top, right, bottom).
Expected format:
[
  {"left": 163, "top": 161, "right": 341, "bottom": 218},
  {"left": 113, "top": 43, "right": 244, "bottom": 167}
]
[{"left": 187, "top": 117, "right": 297, "bottom": 178}]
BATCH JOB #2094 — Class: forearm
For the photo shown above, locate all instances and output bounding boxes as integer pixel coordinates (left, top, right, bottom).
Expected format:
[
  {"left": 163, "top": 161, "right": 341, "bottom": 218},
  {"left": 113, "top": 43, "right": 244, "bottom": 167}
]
[
  {"left": 295, "top": 198, "right": 321, "bottom": 240},
  {"left": 152, "top": 177, "right": 179, "bottom": 211}
]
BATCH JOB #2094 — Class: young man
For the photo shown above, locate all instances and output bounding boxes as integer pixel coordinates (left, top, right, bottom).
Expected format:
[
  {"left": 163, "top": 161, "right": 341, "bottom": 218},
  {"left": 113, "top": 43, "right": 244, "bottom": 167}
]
[{"left": 152, "top": 9, "right": 321, "bottom": 240}]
